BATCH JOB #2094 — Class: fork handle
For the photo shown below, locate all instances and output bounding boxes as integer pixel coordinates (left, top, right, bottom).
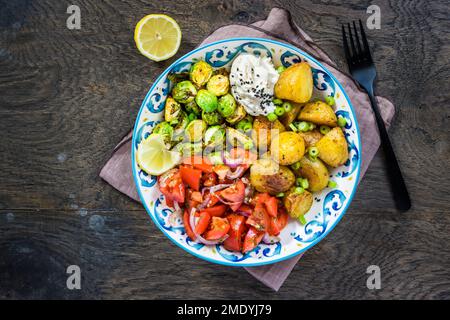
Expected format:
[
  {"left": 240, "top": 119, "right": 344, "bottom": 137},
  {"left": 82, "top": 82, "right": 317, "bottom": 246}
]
[{"left": 368, "top": 93, "right": 411, "bottom": 211}]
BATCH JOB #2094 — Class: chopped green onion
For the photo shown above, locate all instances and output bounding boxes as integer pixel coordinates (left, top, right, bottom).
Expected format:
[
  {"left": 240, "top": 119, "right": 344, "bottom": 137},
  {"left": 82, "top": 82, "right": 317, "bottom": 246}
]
[
  {"left": 298, "top": 121, "right": 309, "bottom": 132},
  {"left": 296, "top": 177, "right": 303, "bottom": 186},
  {"left": 273, "top": 98, "right": 283, "bottom": 105},
  {"left": 276, "top": 66, "right": 286, "bottom": 74},
  {"left": 328, "top": 180, "right": 337, "bottom": 188},
  {"left": 289, "top": 123, "right": 298, "bottom": 132},
  {"left": 291, "top": 162, "right": 301, "bottom": 170},
  {"left": 276, "top": 192, "right": 285, "bottom": 198},
  {"left": 275, "top": 106, "right": 285, "bottom": 116},
  {"left": 170, "top": 119, "right": 179, "bottom": 125},
  {"left": 320, "top": 125, "right": 331, "bottom": 135},
  {"left": 309, "top": 122, "right": 316, "bottom": 130},
  {"left": 187, "top": 113, "right": 197, "bottom": 122},
  {"left": 325, "top": 95, "right": 335, "bottom": 106},
  {"left": 267, "top": 112, "right": 278, "bottom": 122},
  {"left": 301, "top": 178, "right": 309, "bottom": 189},
  {"left": 309, "top": 147, "right": 319, "bottom": 158},
  {"left": 294, "top": 186, "right": 304, "bottom": 194},
  {"left": 337, "top": 116, "right": 347, "bottom": 128},
  {"left": 242, "top": 122, "right": 253, "bottom": 132},
  {"left": 282, "top": 102, "right": 293, "bottom": 113},
  {"left": 298, "top": 215, "right": 307, "bottom": 225}
]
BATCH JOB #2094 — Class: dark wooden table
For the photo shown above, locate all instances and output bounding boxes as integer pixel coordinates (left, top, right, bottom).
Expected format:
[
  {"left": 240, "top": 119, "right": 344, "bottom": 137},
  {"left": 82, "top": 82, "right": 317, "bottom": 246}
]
[{"left": 1, "top": 0, "right": 449, "bottom": 299}]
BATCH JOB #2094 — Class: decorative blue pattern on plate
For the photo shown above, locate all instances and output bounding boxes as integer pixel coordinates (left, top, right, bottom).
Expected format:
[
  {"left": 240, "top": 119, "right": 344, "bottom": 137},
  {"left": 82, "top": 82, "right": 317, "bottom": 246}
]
[{"left": 131, "top": 38, "right": 362, "bottom": 267}]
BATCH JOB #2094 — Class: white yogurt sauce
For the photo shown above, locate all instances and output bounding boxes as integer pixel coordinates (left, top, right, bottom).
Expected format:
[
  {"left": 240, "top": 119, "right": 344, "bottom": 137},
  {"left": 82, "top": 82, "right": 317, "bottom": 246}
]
[{"left": 229, "top": 53, "right": 279, "bottom": 116}]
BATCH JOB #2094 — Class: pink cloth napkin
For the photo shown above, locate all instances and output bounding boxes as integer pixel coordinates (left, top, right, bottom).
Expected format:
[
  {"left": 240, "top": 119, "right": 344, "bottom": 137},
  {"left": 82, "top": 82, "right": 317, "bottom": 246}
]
[{"left": 100, "top": 7, "right": 395, "bottom": 291}]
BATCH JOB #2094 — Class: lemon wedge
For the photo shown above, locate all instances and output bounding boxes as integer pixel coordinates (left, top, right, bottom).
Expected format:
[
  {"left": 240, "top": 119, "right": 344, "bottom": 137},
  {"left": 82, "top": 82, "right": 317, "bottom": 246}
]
[
  {"left": 134, "top": 14, "right": 182, "bottom": 62},
  {"left": 136, "top": 134, "right": 181, "bottom": 175}
]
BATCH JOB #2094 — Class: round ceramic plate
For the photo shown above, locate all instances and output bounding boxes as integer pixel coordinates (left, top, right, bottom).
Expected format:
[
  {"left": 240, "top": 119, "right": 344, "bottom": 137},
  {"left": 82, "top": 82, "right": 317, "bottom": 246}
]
[{"left": 132, "top": 38, "right": 361, "bottom": 267}]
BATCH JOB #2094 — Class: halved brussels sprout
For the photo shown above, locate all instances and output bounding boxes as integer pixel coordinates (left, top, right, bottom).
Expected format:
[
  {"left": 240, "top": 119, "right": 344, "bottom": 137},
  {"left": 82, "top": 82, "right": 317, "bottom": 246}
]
[
  {"left": 202, "top": 110, "right": 224, "bottom": 126},
  {"left": 196, "top": 89, "right": 218, "bottom": 112},
  {"left": 164, "top": 97, "right": 181, "bottom": 123},
  {"left": 225, "top": 103, "right": 247, "bottom": 125},
  {"left": 207, "top": 74, "right": 230, "bottom": 96},
  {"left": 184, "top": 100, "right": 201, "bottom": 115},
  {"left": 204, "top": 125, "right": 226, "bottom": 146},
  {"left": 174, "top": 142, "right": 203, "bottom": 157},
  {"left": 218, "top": 93, "right": 236, "bottom": 118},
  {"left": 185, "top": 119, "right": 207, "bottom": 142},
  {"left": 189, "top": 61, "right": 213, "bottom": 87},
  {"left": 172, "top": 80, "right": 197, "bottom": 104},
  {"left": 152, "top": 121, "right": 174, "bottom": 145},
  {"left": 172, "top": 111, "right": 189, "bottom": 143}
]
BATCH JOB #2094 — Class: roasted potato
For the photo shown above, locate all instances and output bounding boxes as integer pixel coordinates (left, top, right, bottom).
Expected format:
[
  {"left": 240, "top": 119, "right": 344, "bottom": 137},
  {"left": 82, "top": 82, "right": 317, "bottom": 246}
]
[
  {"left": 274, "top": 62, "right": 313, "bottom": 103},
  {"left": 250, "top": 158, "right": 295, "bottom": 195},
  {"left": 279, "top": 102, "right": 303, "bottom": 127},
  {"left": 270, "top": 131, "right": 305, "bottom": 165},
  {"left": 251, "top": 116, "right": 285, "bottom": 151},
  {"left": 315, "top": 127, "right": 349, "bottom": 167},
  {"left": 296, "top": 156, "right": 329, "bottom": 192},
  {"left": 298, "top": 101, "right": 337, "bottom": 127},
  {"left": 283, "top": 188, "right": 313, "bottom": 219},
  {"left": 298, "top": 129, "right": 323, "bottom": 148}
]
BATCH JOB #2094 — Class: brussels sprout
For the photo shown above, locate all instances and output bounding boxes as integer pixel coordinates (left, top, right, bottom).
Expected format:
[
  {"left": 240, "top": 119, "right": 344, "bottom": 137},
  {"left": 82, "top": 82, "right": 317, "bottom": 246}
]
[
  {"left": 202, "top": 110, "right": 224, "bottom": 126},
  {"left": 152, "top": 121, "right": 174, "bottom": 145},
  {"left": 185, "top": 119, "right": 207, "bottom": 142},
  {"left": 217, "top": 93, "right": 236, "bottom": 118},
  {"left": 184, "top": 99, "right": 201, "bottom": 115},
  {"left": 204, "top": 125, "right": 226, "bottom": 146},
  {"left": 172, "top": 80, "right": 197, "bottom": 104},
  {"left": 164, "top": 97, "right": 181, "bottom": 123},
  {"left": 206, "top": 74, "right": 230, "bottom": 96},
  {"left": 196, "top": 89, "right": 218, "bottom": 112},
  {"left": 226, "top": 127, "right": 254, "bottom": 150},
  {"left": 225, "top": 103, "right": 247, "bottom": 125},
  {"left": 189, "top": 61, "right": 213, "bottom": 87},
  {"left": 172, "top": 111, "right": 189, "bottom": 143}
]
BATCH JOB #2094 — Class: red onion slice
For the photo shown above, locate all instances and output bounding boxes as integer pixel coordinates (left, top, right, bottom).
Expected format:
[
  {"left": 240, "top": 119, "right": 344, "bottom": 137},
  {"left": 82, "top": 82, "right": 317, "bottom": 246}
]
[
  {"left": 222, "top": 150, "right": 243, "bottom": 168},
  {"left": 226, "top": 166, "right": 245, "bottom": 180},
  {"left": 202, "top": 183, "right": 232, "bottom": 196}
]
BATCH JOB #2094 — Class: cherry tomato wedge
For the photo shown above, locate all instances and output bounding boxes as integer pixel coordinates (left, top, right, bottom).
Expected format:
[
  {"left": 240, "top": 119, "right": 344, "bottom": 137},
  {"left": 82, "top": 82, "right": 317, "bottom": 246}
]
[
  {"left": 194, "top": 211, "right": 211, "bottom": 235},
  {"left": 202, "top": 172, "right": 217, "bottom": 187},
  {"left": 186, "top": 189, "right": 200, "bottom": 209},
  {"left": 242, "top": 227, "right": 265, "bottom": 253},
  {"left": 246, "top": 202, "right": 270, "bottom": 232},
  {"left": 223, "top": 214, "right": 246, "bottom": 252},
  {"left": 267, "top": 207, "right": 289, "bottom": 236},
  {"left": 254, "top": 193, "right": 277, "bottom": 217},
  {"left": 158, "top": 168, "right": 185, "bottom": 205},
  {"left": 180, "top": 165, "right": 202, "bottom": 191},
  {"left": 200, "top": 204, "right": 227, "bottom": 217},
  {"left": 219, "top": 180, "right": 245, "bottom": 211},
  {"left": 213, "top": 164, "right": 229, "bottom": 181},
  {"left": 204, "top": 217, "right": 230, "bottom": 240},
  {"left": 182, "top": 156, "right": 213, "bottom": 173},
  {"left": 183, "top": 209, "right": 196, "bottom": 241}
]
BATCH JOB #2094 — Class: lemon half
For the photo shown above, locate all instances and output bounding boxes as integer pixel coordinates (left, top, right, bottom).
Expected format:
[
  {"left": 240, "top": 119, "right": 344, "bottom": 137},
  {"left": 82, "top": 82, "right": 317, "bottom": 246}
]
[
  {"left": 134, "top": 14, "right": 182, "bottom": 62},
  {"left": 136, "top": 134, "right": 181, "bottom": 176}
]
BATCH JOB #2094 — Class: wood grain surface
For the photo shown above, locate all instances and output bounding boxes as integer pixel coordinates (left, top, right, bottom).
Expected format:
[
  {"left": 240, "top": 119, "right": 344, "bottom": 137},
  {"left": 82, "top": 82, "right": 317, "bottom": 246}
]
[{"left": 0, "top": 0, "right": 449, "bottom": 299}]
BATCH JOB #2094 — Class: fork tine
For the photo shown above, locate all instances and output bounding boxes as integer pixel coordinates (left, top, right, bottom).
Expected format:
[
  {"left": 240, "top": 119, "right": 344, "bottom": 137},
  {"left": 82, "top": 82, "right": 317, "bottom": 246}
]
[
  {"left": 359, "top": 19, "right": 373, "bottom": 61},
  {"left": 347, "top": 23, "right": 357, "bottom": 59},
  {"left": 342, "top": 24, "right": 352, "bottom": 65},
  {"left": 353, "top": 21, "right": 362, "bottom": 56}
]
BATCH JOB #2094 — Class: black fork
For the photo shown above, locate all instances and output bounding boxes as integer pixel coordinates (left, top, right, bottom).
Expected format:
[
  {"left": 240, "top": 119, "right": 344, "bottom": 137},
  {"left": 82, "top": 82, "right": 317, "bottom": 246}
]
[{"left": 342, "top": 20, "right": 411, "bottom": 211}]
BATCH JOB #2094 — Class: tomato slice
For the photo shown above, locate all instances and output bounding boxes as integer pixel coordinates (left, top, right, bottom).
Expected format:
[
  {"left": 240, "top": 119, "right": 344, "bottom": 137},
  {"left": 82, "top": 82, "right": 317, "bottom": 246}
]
[
  {"left": 223, "top": 214, "right": 246, "bottom": 252},
  {"left": 194, "top": 211, "right": 211, "bottom": 235},
  {"left": 267, "top": 207, "right": 289, "bottom": 236},
  {"left": 254, "top": 193, "right": 278, "bottom": 217},
  {"left": 200, "top": 204, "right": 227, "bottom": 217},
  {"left": 213, "top": 164, "right": 229, "bottom": 181},
  {"left": 219, "top": 180, "right": 245, "bottom": 211},
  {"left": 183, "top": 156, "right": 213, "bottom": 173},
  {"left": 202, "top": 172, "right": 217, "bottom": 187},
  {"left": 246, "top": 202, "right": 270, "bottom": 232},
  {"left": 180, "top": 165, "right": 202, "bottom": 191},
  {"left": 277, "top": 207, "right": 289, "bottom": 230},
  {"left": 186, "top": 189, "right": 200, "bottom": 210},
  {"left": 183, "top": 210, "right": 196, "bottom": 241},
  {"left": 242, "top": 227, "right": 265, "bottom": 253},
  {"left": 204, "top": 217, "right": 230, "bottom": 240},
  {"left": 158, "top": 168, "right": 185, "bottom": 204},
  {"left": 236, "top": 204, "right": 252, "bottom": 216}
]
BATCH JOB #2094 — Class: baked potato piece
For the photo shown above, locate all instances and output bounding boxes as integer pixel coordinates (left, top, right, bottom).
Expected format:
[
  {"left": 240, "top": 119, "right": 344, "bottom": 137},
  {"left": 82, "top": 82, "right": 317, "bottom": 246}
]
[
  {"left": 270, "top": 131, "right": 305, "bottom": 165},
  {"left": 298, "top": 129, "right": 323, "bottom": 149},
  {"left": 251, "top": 116, "right": 285, "bottom": 151},
  {"left": 279, "top": 102, "right": 303, "bottom": 127},
  {"left": 298, "top": 101, "right": 337, "bottom": 127},
  {"left": 315, "top": 127, "right": 349, "bottom": 167},
  {"left": 274, "top": 62, "right": 313, "bottom": 103},
  {"left": 250, "top": 158, "right": 295, "bottom": 195},
  {"left": 283, "top": 187, "right": 313, "bottom": 219},
  {"left": 296, "top": 156, "right": 329, "bottom": 192}
]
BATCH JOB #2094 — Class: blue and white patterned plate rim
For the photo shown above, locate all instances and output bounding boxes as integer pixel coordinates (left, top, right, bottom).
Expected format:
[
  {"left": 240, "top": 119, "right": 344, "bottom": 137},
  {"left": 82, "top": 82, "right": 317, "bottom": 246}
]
[{"left": 131, "top": 37, "right": 362, "bottom": 267}]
